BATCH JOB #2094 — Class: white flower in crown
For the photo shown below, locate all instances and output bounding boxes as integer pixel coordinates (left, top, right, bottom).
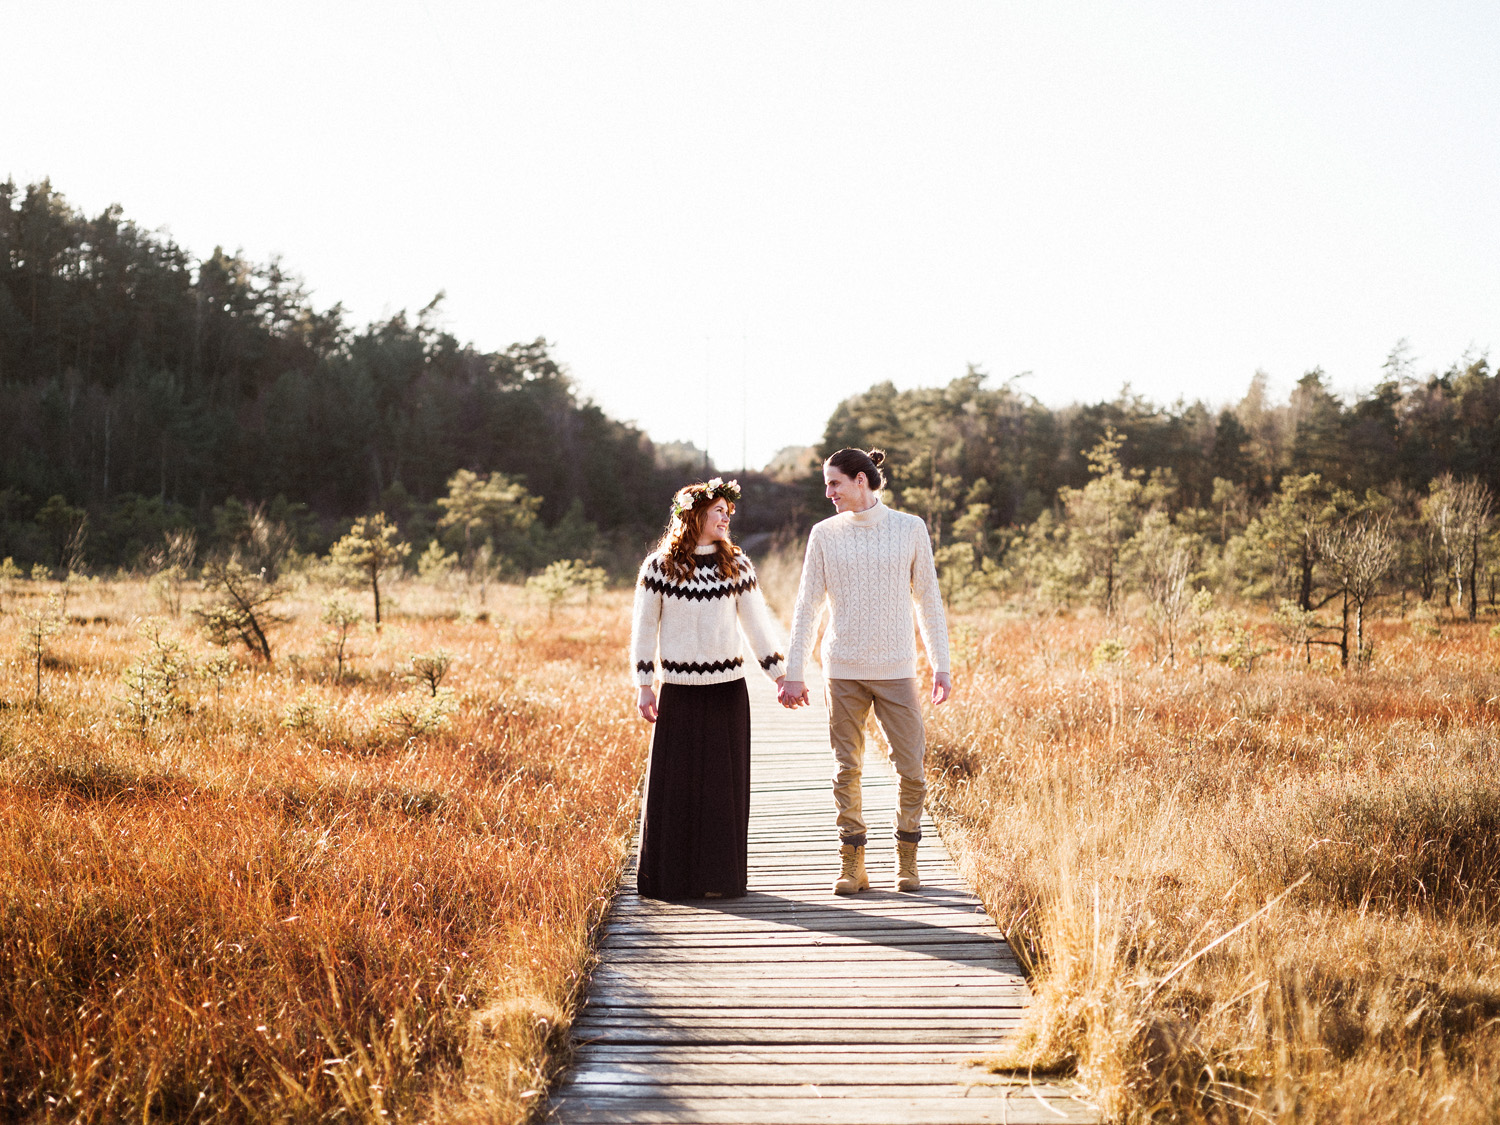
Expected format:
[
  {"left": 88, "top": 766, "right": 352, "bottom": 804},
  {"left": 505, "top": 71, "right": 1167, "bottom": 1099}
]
[{"left": 670, "top": 477, "right": 742, "bottom": 519}]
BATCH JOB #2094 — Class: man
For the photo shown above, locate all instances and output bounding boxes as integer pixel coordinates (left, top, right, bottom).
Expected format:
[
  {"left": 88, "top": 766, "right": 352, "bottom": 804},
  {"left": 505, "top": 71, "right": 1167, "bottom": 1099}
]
[{"left": 778, "top": 447, "right": 953, "bottom": 894}]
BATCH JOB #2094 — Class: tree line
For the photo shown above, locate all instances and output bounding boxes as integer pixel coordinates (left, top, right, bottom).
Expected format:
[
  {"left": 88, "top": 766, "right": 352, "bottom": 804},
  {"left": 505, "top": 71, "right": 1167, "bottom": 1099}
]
[
  {"left": 823, "top": 349, "right": 1500, "bottom": 529},
  {"left": 0, "top": 179, "right": 691, "bottom": 571},
  {"left": 823, "top": 358, "right": 1500, "bottom": 665}
]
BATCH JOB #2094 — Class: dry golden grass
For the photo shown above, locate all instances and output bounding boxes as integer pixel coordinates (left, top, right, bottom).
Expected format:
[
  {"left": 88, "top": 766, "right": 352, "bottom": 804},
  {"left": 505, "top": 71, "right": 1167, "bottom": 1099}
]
[
  {"left": 928, "top": 609, "right": 1500, "bottom": 1122},
  {"left": 0, "top": 576, "right": 644, "bottom": 1123}
]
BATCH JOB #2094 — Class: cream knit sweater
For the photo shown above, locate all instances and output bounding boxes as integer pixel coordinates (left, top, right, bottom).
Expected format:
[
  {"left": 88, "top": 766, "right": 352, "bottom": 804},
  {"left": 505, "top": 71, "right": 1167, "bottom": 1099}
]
[
  {"left": 630, "top": 545, "right": 787, "bottom": 687},
  {"left": 785, "top": 500, "right": 950, "bottom": 682}
]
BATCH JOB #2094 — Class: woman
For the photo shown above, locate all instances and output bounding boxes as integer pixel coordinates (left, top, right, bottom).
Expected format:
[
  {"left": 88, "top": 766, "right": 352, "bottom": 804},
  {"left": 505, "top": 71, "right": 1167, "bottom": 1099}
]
[{"left": 630, "top": 477, "right": 786, "bottom": 899}]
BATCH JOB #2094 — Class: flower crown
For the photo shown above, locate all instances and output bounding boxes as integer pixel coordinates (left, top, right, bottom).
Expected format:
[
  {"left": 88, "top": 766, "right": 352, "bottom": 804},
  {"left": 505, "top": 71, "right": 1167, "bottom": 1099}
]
[{"left": 671, "top": 476, "right": 741, "bottom": 518}]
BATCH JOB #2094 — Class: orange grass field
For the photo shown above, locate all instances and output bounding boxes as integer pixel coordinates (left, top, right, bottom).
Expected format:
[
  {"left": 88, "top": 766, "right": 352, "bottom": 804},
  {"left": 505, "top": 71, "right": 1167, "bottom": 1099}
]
[
  {"left": 927, "top": 609, "right": 1500, "bottom": 1123},
  {"left": 0, "top": 576, "right": 645, "bottom": 1124},
  {"left": 6, "top": 571, "right": 1500, "bottom": 1123}
]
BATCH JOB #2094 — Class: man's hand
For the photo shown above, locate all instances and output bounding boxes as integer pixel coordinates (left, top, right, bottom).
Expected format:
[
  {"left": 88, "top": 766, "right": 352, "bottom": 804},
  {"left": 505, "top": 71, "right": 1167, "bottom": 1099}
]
[
  {"left": 638, "top": 686, "right": 659, "bottom": 723},
  {"left": 777, "top": 679, "right": 810, "bottom": 708},
  {"left": 932, "top": 671, "right": 953, "bottom": 706}
]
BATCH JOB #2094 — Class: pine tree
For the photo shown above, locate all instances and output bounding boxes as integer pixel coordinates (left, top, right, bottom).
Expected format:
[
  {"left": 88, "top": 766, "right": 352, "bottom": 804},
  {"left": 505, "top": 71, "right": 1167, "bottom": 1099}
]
[{"left": 329, "top": 513, "right": 411, "bottom": 625}]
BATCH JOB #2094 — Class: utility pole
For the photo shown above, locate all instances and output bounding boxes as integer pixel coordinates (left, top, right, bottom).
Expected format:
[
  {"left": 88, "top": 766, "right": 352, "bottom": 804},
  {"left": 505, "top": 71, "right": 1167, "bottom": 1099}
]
[
  {"left": 703, "top": 335, "right": 712, "bottom": 474},
  {"left": 740, "top": 331, "right": 748, "bottom": 474}
]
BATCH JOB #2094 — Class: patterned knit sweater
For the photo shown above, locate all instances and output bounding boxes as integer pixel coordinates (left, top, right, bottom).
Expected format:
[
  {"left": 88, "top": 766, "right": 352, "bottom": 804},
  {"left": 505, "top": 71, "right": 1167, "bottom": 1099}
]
[
  {"left": 630, "top": 545, "right": 788, "bottom": 687},
  {"left": 785, "top": 500, "right": 950, "bottom": 682}
]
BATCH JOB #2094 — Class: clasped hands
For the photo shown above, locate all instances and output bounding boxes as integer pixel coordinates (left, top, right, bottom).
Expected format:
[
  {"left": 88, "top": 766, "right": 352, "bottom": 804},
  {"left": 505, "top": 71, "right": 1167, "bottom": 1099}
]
[
  {"left": 777, "top": 672, "right": 954, "bottom": 708},
  {"left": 641, "top": 674, "right": 954, "bottom": 720},
  {"left": 775, "top": 677, "right": 810, "bottom": 709}
]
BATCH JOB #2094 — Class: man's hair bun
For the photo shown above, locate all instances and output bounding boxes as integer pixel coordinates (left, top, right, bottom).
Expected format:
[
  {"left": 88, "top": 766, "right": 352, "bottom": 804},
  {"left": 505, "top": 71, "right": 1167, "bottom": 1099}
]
[{"left": 825, "top": 447, "right": 888, "bottom": 491}]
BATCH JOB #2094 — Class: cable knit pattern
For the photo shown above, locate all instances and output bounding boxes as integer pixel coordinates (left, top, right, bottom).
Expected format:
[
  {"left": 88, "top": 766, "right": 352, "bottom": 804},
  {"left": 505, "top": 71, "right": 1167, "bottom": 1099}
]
[
  {"left": 785, "top": 500, "right": 951, "bottom": 682},
  {"left": 630, "top": 546, "right": 788, "bottom": 686}
]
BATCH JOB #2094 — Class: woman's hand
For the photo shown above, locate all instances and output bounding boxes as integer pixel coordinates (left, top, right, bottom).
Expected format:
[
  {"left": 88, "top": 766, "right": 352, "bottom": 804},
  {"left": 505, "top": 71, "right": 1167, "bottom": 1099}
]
[{"left": 638, "top": 685, "right": 659, "bottom": 723}]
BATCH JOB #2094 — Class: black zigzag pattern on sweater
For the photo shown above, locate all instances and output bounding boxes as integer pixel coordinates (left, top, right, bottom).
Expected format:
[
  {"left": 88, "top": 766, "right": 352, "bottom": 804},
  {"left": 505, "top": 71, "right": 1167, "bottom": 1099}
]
[
  {"left": 759, "top": 652, "right": 785, "bottom": 670},
  {"left": 635, "top": 661, "right": 655, "bottom": 674},
  {"left": 661, "top": 656, "right": 744, "bottom": 675},
  {"left": 639, "top": 574, "right": 759, "bottom": 600}
]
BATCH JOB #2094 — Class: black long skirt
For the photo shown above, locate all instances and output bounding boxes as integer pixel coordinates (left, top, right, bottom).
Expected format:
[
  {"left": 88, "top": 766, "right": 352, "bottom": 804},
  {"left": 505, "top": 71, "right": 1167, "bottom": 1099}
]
[{"left": 636, "top": 678, "right": 751, "bottom": 900}]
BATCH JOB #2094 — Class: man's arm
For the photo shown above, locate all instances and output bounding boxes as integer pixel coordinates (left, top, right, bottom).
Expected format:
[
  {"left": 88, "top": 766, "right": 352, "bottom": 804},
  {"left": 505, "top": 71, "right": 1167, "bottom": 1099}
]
[
  {"left": 910, "top": 521, "right": 954, "bottom": 705},
  {"left": 779, "top": 530, "right": 826, "bottom": 708}
]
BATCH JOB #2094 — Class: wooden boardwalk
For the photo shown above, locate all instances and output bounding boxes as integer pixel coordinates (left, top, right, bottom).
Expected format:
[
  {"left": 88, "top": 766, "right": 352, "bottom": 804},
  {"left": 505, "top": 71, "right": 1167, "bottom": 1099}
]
[{"left": 549, "top": 676, "right": 1098, "bottom": 1124}]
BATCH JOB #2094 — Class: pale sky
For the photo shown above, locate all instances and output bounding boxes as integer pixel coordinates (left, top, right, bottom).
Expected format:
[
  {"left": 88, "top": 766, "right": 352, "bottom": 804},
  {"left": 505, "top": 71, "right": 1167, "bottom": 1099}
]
[{"left": 6, "top": 2, "right": 1499, "bottom": 471}]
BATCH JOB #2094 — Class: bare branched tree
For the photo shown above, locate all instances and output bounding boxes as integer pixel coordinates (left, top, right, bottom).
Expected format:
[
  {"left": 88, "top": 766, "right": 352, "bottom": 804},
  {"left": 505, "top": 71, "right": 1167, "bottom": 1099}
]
[
  {"left": 1317, "top": 517, "right": 1398, "bottom": 667},
  {"left": 1144, "top": 546, "right": 1193, "bottom": 666},
  {"left": 1423, "top": 475, "right": 1494, "bottom": 621}
]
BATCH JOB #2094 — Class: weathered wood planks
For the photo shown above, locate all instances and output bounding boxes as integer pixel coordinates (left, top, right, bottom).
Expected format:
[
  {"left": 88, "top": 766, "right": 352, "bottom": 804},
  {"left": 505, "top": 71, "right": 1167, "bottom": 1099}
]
[{"left": 547, "top": 675, "right": 1097, "bottom": 1124}]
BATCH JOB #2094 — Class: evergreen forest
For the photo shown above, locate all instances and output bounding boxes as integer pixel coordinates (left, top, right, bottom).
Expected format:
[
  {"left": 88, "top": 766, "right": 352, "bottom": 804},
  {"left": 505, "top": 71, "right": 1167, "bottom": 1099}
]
[
  {"left": 6, "top": 176, "right": 1500, "bottom": 643},
  {"left": 0, "top": 180, "right": 681, "bottom": 571}
]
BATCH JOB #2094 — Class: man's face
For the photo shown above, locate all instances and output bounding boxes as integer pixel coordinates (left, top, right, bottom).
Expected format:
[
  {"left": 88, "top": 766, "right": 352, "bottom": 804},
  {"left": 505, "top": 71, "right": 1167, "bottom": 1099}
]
[{"left": 824, "top": 466, "right": 866, "bottom": 513}]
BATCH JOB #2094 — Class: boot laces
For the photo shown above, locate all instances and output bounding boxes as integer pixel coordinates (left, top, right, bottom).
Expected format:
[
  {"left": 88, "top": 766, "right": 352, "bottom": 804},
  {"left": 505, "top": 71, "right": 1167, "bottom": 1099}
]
[
  {"left": 840, "top": 848, "right": 862, "bottom": 880},
  {"left": 898, "top": 844, "right": 918, "bottom": 878}
]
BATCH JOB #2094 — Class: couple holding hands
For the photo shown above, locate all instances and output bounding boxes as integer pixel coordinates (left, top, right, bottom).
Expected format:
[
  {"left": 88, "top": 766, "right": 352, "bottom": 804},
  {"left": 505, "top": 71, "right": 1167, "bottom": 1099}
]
[{"left": 629, "top": 447, "right": 952, "bottom": 901}]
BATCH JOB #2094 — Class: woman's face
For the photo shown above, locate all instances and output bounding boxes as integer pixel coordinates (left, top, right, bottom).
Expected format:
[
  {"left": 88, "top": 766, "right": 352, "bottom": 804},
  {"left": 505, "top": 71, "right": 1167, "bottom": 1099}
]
[{"left": 700, "top": 498, "right": 732, "bottom": 543}]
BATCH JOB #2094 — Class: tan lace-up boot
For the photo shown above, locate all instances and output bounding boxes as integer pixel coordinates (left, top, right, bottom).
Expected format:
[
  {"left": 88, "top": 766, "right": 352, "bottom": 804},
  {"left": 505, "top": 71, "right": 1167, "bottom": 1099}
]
[
  {"left": 833, "top": 843, "right": 869, "bottom": 895},
  {"left": 895, "top": 841, "right": 921, "bottom": 891}
]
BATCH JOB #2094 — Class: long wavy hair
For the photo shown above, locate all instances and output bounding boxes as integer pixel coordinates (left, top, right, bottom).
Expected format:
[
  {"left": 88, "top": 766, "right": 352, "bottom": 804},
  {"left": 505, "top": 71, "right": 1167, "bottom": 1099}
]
[{"left": 655, "top": 493, "right": 741, "bottom": 583}]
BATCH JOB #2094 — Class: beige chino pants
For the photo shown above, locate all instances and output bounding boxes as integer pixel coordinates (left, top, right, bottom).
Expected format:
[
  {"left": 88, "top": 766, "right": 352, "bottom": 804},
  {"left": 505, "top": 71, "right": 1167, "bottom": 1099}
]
[{"left": 826, "top": 677, "right": 926, "bottom": 845}]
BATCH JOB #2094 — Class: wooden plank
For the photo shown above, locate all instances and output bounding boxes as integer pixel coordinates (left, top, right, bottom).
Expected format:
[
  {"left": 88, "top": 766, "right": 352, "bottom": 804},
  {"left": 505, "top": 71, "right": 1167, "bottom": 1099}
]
[
  {"left": 565, "top": 1062, "right": 1053, "bottom": 1085},
  {"left": 600, "top": 914, "right": 998, "bottom": 934},
  {"left": 585, "top": 982, "right": 1024, "bottom": 995},
  {"left": 549, "top": 1094, "right": 1100, "bottom": 1124},
  {"left": 570, "top": 1046, "right": 1002, "bottom": 1063},
  {"left": 589, "top": 957, "right": 1020, "bottom": 972},
  {"left": 604, "top": 903, "right": 989, "bottom": 920},
  {"left": 606, "top": 902, "right": 992, "bottom": 919},
  {"left": 562, "top": 1082, "right": 1075, "bottom": 1098},
  {"left": 593, "top": 954, "right": 1014, "bottom": 970},
  {"left": 570, "top": 1028, "right": 1018, "bottom": 1045},
  {"left": 597, "top": 931, "right": 998, "bottom": 944},
  {"left": 586, "top": 977, "right": 1024, "bottom": 990},
  {"left": 579, "top": 1007, "right": 1025, "bottom": 1021},
  {"left": 599, "top": 924, "right": 1000, "bottom": 941},
  {"left": 575, "top": 1012, "right": 1023, "bottom": 1028},
  {"left": 561, "top": 1086, "right": 1068, "bottom": 1104},
  {"left": 581, "top": 1000, "right": 1028, "bottom": 1012},
  {"left": 586, "top": 965, "right": 1021, "bottom": 979},
  {"left": 599, "top": 918, "right": 996, "bottom": 933},
  {"left": 598, "top": 947, "right": 1010, "bottom": 963},
  {"left": 604, "top": 909, "right": 992, "bottom": 927},
  {"left": 599, "top": 930, "right": 1002, "bottom": 949}
]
